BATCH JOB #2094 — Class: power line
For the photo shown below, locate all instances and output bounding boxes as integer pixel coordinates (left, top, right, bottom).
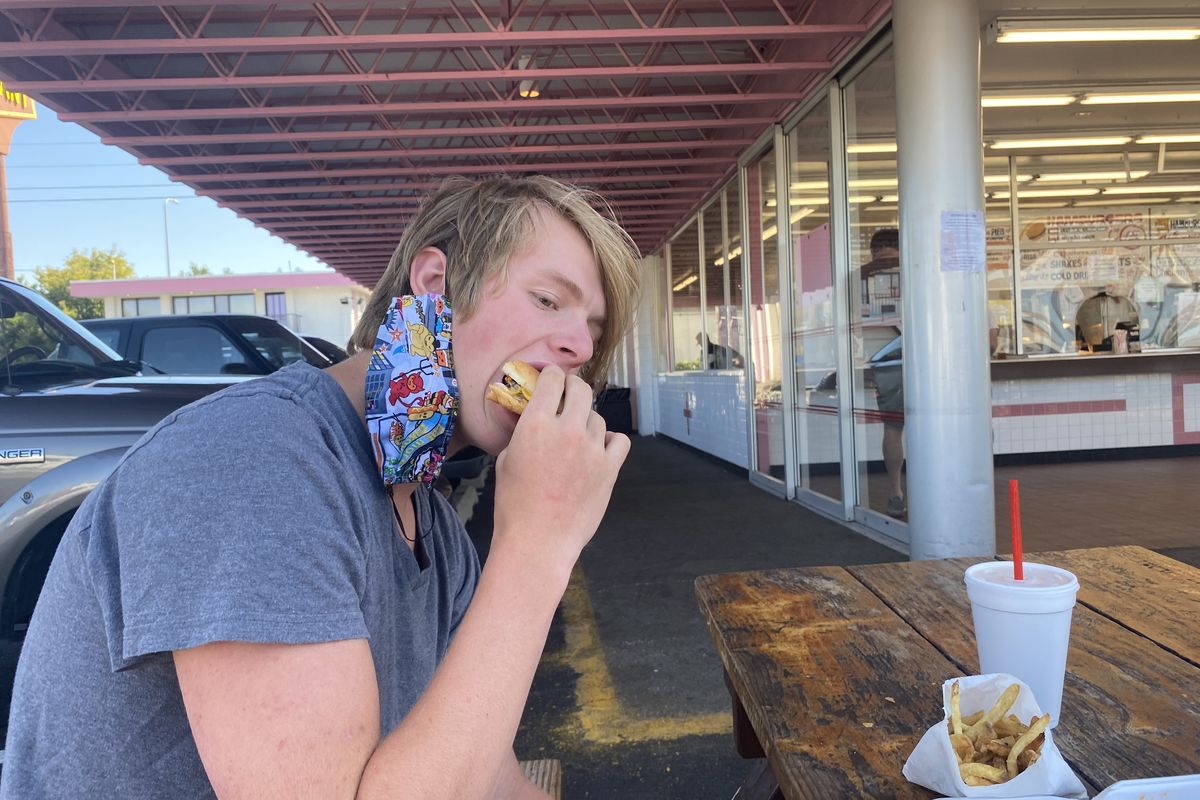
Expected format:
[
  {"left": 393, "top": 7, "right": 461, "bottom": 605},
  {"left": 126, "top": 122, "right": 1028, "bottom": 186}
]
[
  {"left": 9, "top": 184, "right": 182, "bottom": 190},
  {"left": 9, "top": 195, "right": 197, "bottom": 203},
  {"left": 6, "top": 163, "right": 144, "bottom": 168}
]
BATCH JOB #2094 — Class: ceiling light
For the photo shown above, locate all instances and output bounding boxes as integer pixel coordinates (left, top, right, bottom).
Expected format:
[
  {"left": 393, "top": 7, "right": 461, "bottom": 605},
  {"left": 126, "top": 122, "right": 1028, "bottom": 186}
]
[
  {"left": 849, "top": 195, "right": 883, "bottom": 204},
  {"left": 991, "top": 188, "right": 1101, "bottom": 199},
  {"left": 989, "top": 18, "right": 1200, "bottom": 44},
  {"left": 982, "top": 95, "right": 1076, "bottom": 108},
  {"left": 1136, "top": 133, "right": 1200, "bottom": 144},
  {"left": 848, "top": 142, "right": 897, "bottom": 154},
  {"left": 1102, "top": 183, "right": 1200, "bottom": 195},
  {"left": 1072, "top": 197, "right": 1172, "bottom": 206},
  {"left": 985, "top": 174, "right": 1034, "bottom": 184},
  {"left": 1082, "top": 91, "right": 1200, "bottom": 105},
  {"left": 516, "top": 53, "right": 539, "bottom": 99},
  {"left": 1034, "top": 170, "right": 1149, "bottom": 182},
  {"left": 850, "top": 178, "right": 899, "bottom": 189},
  {"left": 989, "top": 136, "right": 1132, "bottom": 149},
  {"left": 672, "top": 273, "right": 698, "bottom": 292}
]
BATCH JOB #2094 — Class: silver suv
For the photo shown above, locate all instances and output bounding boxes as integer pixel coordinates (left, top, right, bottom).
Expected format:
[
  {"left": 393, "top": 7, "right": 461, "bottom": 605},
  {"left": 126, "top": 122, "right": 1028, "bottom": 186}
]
[{"left": 0, "top": 279, "right": 248, "bottom": 639}]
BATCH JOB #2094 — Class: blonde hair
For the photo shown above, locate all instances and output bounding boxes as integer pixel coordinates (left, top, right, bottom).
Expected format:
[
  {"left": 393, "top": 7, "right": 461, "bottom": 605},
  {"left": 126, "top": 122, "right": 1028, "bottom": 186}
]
[{"left": 349, "top": 175, "right": 641, "bottom": 386}]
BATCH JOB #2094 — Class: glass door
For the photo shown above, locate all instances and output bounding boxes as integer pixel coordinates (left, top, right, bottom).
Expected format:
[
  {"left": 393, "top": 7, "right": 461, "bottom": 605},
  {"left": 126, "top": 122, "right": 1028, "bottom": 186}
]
[
  {"left": 744, "top": 146, "right": 785, "bottom": 486},
  {"left": 787, "top": 94, "right": 842, "bottom": 504},
  {"left": 842, "top": 46, "right": 908, "bottom": 532}
]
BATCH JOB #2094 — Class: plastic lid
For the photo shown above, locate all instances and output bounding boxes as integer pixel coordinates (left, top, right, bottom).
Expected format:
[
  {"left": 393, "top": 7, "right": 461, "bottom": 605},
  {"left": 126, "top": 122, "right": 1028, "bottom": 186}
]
[{"left": 964, "top": 562, "right": 1079, "bottom": 613}]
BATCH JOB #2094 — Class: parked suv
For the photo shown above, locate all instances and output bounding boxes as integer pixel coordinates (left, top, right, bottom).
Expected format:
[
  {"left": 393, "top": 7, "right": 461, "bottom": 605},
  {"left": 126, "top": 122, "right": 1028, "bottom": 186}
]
[
  {"left": 0, "top": 279, "right": 250, "bottom": 639},
  {"left": 82, "top": 314, "right": 331, "bottom": 376}
]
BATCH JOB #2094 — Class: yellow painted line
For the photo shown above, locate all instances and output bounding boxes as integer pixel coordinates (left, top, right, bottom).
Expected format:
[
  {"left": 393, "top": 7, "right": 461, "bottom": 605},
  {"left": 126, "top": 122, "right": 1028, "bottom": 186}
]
[{"left": 557, "top": 567, "right": 731, "bottom": 745}]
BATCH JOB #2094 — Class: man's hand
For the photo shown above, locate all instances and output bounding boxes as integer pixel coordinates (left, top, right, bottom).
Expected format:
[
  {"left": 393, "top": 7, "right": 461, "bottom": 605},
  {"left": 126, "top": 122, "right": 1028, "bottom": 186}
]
[{"left": 491, "top": 364, "right": 630, "bottom": 576}]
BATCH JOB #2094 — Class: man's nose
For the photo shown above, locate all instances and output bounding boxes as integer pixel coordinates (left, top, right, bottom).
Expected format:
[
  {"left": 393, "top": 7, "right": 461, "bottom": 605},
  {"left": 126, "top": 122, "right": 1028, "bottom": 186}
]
[{"left": 552, "top": 321, "right": 595, "bottom": 373}]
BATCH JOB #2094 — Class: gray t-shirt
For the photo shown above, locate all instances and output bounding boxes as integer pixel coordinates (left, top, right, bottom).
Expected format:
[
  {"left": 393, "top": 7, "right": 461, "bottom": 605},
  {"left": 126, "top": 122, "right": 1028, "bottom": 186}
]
[{"left": 0, "top": 362, "right": 480, "bottom": 799}]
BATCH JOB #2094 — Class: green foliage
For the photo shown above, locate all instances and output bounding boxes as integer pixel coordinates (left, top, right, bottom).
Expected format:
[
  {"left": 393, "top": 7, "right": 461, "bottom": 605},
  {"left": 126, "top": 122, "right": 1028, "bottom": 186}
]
[
  {"left": 183, "top": 261, "right": 213, "bottom": 276},
  {"left": 31, "top": 247, "right": 135, "bottom": 320}
]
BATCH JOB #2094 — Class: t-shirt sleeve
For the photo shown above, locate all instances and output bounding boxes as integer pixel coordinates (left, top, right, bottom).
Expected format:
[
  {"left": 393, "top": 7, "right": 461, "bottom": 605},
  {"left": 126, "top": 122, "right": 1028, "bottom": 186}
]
[{"left": 86, "top": 387, "right": 371, "bottom": 671}]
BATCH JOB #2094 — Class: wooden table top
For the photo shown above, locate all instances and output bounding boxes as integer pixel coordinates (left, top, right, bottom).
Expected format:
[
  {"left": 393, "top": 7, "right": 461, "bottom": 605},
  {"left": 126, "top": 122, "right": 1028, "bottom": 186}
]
[{"left": 694, "top": 545, "right": 1200, "bottom": 799}]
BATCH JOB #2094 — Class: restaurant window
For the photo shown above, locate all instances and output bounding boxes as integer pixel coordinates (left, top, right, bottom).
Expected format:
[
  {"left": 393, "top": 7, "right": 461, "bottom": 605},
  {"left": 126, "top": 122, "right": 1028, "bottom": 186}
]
[
  {"left": 668, "top": 220, "right": 703, "bottom": 370},
  {"left": 988, "top": 152, "right": 1200, "bottom": 355},
  {"left": 172, "top": 294, "right": 255, "bottom": 315},
  {"left": 120, "top": 297, "right": 161, "bottom": 317},
  {"left": 702, "top": 191, "right": 743, "bottom": 371},
  {"left": 787, "top": 93, "right": 841, "bottom": 501},
  {"left": 746, "top": 145, "right": 784, "bottom": 482},
  {"left": 844, "top": 45, "right": 904, "bottom": 520}
]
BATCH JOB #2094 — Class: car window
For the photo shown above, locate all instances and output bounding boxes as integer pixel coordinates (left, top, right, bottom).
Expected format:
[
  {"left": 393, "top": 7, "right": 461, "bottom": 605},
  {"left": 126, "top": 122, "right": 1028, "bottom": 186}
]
[
  {"left": 224, "top": 317, "right": 329, "bottom": 369},
  {"left": 141, "top": 325, "right": 250, "bottom": 375},
  {"left": 1, "top": 283, "right": 136, "bottom": 392},
  {"left": 88, "top": 326, "right": 122, "bottom": 352}
]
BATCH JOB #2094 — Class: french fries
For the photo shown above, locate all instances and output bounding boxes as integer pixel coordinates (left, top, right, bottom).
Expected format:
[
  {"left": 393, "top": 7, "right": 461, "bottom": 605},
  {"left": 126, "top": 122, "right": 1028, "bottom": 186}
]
[{"left": 944, "top": 680, "right": 1050, "bottom": 787}]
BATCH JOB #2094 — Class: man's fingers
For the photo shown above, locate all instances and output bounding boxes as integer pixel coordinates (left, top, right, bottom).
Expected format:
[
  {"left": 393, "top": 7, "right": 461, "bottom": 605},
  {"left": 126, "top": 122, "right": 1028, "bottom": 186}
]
[
  {"left": 603, "top": 431, "right": 631, "bottom": 468},
  {"left": 586, "top": 409, "right": 607, "bottom": 438},
  {"left": 559, "top": 374, "right": 593, "bottom": 423},
  {"left": 525, "top": 364, "right": 565, "bottom": 415}
]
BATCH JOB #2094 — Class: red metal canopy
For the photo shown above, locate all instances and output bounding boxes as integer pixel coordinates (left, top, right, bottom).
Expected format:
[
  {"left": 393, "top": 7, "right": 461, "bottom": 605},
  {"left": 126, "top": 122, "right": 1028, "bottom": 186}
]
[{"left": 0, "top": 0, "right": 886, "bottom": 287}]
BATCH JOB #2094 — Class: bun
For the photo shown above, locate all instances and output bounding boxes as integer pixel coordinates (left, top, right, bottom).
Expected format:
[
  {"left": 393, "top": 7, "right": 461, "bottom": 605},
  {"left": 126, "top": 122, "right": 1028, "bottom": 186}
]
[{"left": 486, "top": 360, "right": 540, "bottom": 415}]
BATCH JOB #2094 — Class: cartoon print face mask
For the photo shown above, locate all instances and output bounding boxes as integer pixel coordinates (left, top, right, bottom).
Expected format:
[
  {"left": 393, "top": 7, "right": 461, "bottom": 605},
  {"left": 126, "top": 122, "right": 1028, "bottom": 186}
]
[{"left": 364, "top": 294, "right": 458, "bottom": 486}]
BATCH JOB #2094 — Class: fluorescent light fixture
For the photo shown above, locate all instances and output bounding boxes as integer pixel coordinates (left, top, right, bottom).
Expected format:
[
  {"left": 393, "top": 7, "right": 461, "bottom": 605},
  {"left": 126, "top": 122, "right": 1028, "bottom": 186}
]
[
  {"left": 991, "top": 188, "right": 1101, "bottom": 199},
  {"left": 1102, "top": 183, "right": 1200, "bottom": 195},
  {"left": 1034, "top": 170, "right": 1149, "bottom": 182},
  {"left": 847, "top": 142, "right": 897, "bottom": 154},
  {"left": 1136, "top": 133, "right": 1200, "bottom": 144},
  {"left": 1082, "top": 91, "right": 1200, "bottom": 105},
  {"left": 517, "top": 54, "right": 539, "bottom": 98},
  {"left": 990, "top": 18, "right": 1200, "bottom": 44},
  {"left": 982, "top": 95, "right": 1076, "bottom": 108},
  {"left": 984, "top": 174, "right": 1035, "bottom": 185},
  {"left": 714, "top": 246, "right": 744, "bottom": 266},
  {"left": 790, "top": 180, "right": 828, "bottom": 191},
  {"left": 1072, "top": 197, "right": 1172, "bottom": 206},
  {"left": 849, "top": 195, "right": 882, "bottom": 204},
  {"left": 989, "top": 136, "right": 1132, "bottom": 149},
  {"left": 850, "top": 178, "right": 899, "bottom": 189},
  {"left": 672, "top": 273, "right": 698, "bottom": 292}
]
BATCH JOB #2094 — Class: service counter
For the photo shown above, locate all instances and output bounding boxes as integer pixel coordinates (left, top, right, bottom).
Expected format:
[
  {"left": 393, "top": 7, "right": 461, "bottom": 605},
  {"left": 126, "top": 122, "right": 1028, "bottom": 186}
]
[{"left": 990, "top": 349, "right": 1200, "bottom": 455}]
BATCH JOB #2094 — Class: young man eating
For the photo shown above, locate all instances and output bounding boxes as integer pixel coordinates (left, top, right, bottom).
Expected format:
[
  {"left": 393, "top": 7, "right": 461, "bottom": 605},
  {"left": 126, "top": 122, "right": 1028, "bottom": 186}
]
[{"left": 1, "top": 175, "right": 641, "bottom": 799}]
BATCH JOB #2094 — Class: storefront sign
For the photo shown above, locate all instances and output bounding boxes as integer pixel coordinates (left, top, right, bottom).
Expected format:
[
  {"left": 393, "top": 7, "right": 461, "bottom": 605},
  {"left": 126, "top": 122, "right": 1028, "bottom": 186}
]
[
  {"left": 1019, "top": 247, "right": 1146, "bottom": 289},
  {"left": 0, "top": 81, "right": 36, "bottom": 120}
]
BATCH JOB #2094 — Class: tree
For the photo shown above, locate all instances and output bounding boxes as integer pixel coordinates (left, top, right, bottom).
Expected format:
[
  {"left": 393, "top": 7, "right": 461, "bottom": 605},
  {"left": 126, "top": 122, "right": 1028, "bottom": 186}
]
[
  {"left": 183, "top": 261, "right": 213, "bottom": 276},
  {"left": 32, "top": 247, "right": 135, "bottom": 320}
]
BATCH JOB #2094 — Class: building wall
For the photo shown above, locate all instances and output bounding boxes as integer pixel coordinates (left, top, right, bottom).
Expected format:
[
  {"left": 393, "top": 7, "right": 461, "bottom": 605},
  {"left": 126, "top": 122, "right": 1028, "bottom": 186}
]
[
  {"left": 655, "top": 371, "right": 749, "bottom": 468},
  {"left": 93, "top": 281, "right": 370, "bottom": 345},
  {"left": 288, "top": 285, "right": 370, "bottom": 345}
]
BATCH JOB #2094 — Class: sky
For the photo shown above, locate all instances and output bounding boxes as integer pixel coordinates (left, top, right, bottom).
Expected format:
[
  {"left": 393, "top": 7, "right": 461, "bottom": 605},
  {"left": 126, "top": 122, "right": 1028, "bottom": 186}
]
[{"left": 6, "top": 108, "right": 332, "bottom": 279}]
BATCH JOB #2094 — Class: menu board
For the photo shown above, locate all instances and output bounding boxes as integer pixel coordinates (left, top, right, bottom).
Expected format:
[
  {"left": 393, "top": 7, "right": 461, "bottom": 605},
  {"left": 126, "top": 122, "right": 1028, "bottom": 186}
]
[{"left": 1019, "top": 212, "right": 1147, "bottom": 244}]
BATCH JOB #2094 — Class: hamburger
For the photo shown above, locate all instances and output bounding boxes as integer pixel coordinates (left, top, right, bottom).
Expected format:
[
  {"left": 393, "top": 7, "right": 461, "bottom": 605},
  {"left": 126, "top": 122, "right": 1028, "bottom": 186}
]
[{"left": 485, "top": 360, "right": 539, "bottom": 415}]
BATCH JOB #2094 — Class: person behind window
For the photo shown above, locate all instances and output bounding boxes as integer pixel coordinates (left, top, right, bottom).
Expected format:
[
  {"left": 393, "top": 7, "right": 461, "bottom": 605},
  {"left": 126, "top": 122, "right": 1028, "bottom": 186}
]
[{"left": 862, "top": 227, "right": 906, "bottom": 517}]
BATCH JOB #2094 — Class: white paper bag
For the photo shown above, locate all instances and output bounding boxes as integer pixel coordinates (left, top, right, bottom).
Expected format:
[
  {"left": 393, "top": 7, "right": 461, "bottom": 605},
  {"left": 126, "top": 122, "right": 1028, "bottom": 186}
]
[{"left": 902, "top": 674, "right": 1087, "bottom": 799}]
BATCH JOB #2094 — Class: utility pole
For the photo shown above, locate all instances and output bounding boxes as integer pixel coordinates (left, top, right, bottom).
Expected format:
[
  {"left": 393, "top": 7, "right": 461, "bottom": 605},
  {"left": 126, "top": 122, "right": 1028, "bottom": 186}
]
[
  {"left": 163, "top": 197, "right": 179, "bottom": 277},
  {"left": 0, "top": 81, "right": 36, "bottom": 282}
]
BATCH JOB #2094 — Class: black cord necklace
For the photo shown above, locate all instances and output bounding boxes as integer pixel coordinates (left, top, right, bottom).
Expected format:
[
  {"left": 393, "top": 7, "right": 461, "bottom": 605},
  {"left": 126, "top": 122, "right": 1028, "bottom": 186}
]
[{"left": 388, "top": 484, "right": 425, "bottom": 544}]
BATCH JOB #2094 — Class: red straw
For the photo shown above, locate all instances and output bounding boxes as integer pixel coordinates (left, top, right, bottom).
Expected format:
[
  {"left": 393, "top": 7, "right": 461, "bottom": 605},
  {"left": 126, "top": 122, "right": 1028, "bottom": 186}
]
[{"left": 1009, "top": 479, "right": 1024, "bottom": 580}]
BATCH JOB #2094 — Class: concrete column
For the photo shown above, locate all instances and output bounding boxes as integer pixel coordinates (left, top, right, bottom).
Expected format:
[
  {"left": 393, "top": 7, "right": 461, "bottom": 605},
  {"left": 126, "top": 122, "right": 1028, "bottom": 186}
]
[
  {"left": 894, "top": 0, "right": 994, "bottom": 558},
  {"left": 634, "top": 254, "right": 663, "bottom": 436}
]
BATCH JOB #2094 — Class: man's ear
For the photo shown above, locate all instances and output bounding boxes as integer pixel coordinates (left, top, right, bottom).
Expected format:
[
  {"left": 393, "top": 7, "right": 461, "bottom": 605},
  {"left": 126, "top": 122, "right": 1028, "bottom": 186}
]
[{"left": 408, "top": 246, "right": 448, "bottom": 296}]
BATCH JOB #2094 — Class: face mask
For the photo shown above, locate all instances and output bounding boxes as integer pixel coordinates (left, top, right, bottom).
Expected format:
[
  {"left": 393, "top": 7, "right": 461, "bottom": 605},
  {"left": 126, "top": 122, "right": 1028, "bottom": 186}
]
[{"left": 364, "top": 294, "right": 458, "bottom": 486}]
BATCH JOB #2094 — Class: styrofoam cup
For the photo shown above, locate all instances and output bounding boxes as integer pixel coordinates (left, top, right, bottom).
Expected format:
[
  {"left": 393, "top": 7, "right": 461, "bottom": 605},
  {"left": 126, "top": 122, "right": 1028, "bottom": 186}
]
[{"left": 964, "top": 561, "right": 1079, "bottom": 727}]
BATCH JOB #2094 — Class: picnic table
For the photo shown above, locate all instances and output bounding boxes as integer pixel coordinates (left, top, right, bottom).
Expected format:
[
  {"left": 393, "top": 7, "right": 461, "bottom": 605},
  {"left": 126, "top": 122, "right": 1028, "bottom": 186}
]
[{"left": 694, "top": 545, "right": 1200, "bottom": 799}]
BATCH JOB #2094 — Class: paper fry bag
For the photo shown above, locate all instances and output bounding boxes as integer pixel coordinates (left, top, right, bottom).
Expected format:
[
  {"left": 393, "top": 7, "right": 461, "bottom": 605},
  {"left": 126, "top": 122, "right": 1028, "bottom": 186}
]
[{"left": 902, "top": 674, "right": 1087, "bottom": 798}]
